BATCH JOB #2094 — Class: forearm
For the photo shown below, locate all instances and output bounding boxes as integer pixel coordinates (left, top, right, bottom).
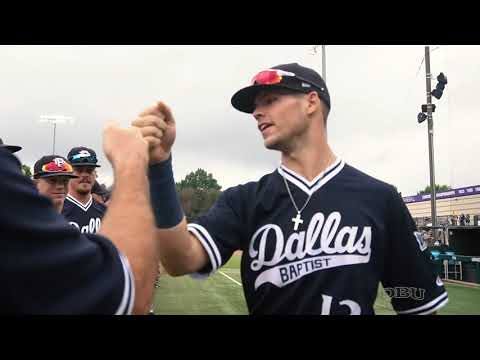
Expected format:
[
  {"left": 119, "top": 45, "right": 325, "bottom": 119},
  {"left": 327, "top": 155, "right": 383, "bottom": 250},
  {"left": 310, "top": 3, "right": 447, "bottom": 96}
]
[
  {"left": 99, "top": 165, "right": 157, "bottom": 314},
  {"left": 155, "top": 217, "right": 208, "bottom": 276},
  {"left": 148, "top": 156, "right": 209, "bottom": 276}
]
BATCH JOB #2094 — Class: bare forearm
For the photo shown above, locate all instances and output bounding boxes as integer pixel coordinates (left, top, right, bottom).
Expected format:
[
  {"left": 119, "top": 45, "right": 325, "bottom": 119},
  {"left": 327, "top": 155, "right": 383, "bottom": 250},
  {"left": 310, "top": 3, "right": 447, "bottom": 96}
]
[
  {"left": 131, "top": 103, "right": 208, "bottom": 277},
  {"left": 100, "top": 166, "right": 157, "bottom": 314},
  {"left": 156, "top": 217, "right": 208, "bottom": 276}
]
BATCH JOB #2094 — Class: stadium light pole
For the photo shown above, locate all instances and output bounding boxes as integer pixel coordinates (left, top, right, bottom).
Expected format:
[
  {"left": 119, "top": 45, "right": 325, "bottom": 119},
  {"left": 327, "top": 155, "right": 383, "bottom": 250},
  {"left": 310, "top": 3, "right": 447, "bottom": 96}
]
[
  {"left": 311, "top": 45, "right": 327, "bottom": 81},
  {"left": 321, "top": 45, "right": 326, "bottom": 81},
  {"left": 38, "top": 115, "right": 75, "bottom": 154},
  {"left": 424, "top": 46, "right": 438, "bottom": 239}
]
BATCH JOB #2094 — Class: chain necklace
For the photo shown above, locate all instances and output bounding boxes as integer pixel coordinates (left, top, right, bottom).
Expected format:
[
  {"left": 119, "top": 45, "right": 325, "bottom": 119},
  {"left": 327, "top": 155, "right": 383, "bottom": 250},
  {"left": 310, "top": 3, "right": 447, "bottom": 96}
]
[{"left": 281, "top": 173, "right": 313, "bottom": 231}]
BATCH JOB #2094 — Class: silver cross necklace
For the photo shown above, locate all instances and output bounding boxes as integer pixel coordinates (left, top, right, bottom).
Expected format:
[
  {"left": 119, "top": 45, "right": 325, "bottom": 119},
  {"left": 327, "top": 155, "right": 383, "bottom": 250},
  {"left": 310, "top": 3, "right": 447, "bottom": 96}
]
[{"left": 281, "top": 173, "right": 313, "bottom": 231}]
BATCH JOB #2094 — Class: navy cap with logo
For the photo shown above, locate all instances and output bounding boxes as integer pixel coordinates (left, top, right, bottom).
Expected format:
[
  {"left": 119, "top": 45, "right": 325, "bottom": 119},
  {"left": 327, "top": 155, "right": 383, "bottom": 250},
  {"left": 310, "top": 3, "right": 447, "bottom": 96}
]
[
  {"left": 231, "top": 63, "right": 331, "bottom": 114},
  {"left": 33, "top": 155, "right": 79, "bottom": 179},
  {"left": 0, "top": 138, "right": 22, "bottom": 153},
  {"left": 67, "top": 147, "right": 101, "bottom": 167}
]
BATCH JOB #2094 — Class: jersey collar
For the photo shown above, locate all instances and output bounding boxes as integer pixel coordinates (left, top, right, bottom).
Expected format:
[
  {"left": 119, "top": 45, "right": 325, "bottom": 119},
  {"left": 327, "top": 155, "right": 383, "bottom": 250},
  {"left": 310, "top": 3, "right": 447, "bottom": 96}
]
[
  {"left": 66, "top": 194, "right": 93, "bottom": 212},
  {"left": 277, "top": 158, "right": 345, "bottom": 196}
]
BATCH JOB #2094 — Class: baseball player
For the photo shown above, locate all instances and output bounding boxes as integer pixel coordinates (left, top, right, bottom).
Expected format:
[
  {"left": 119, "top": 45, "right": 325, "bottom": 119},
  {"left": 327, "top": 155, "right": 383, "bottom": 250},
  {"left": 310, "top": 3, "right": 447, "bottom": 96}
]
[
  {"left": 62, "top": 146, "right": 106, "bottom": 233},
  {"left": 32, "top": 155, "right": 78, "bottom": 213},
  {"left": 134, "top": 63, "right": 448, "bottom": 315}
]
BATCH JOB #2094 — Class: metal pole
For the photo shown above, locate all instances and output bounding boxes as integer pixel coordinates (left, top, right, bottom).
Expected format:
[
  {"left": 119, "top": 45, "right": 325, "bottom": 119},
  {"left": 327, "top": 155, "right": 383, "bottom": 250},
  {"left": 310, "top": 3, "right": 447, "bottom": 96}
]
[
  {"left": 321, "top": 45, "right": 326, "bottom": 81},
  {"left": 53, "top": 122, "right": 56, "bottom": 154},
  {"left": 425, "top": 46, "right": 437, "bottom": 240}
]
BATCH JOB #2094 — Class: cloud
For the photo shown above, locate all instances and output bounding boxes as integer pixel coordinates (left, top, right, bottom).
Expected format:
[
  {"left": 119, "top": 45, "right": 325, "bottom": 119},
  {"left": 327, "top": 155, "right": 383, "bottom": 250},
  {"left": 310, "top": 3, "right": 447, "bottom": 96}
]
[{"left": 1, "top": 45, "right": 478, "bottom": 197}]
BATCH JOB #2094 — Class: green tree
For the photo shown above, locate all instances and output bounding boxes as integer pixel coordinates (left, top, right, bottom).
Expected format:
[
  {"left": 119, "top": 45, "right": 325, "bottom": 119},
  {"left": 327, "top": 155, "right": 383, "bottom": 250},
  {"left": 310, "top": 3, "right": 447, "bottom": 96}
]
[
  {"left": 417, "top": 184, "right": 451, "bottom": 195},
  {"left": 176, "top": 169, "right": 222, "bottom": 221},
  {"left": 179, "top": 187, "right": 195, "bottom": 217},
  {"left": 176, "top": 168, "right": 221, "bottom": 191},
  {"left": 188, "top": 188, "right": 221, "bottom": 222},
  {"left": 21, "top": 164, "right": 32, "bottom": 177}
]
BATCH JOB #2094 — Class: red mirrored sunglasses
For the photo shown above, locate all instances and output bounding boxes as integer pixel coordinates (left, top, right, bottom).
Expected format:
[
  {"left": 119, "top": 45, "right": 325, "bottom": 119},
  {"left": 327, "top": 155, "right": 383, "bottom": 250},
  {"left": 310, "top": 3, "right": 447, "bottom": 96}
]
[
  {"left": 41, "top": 159, "right": 73, "bottom": 173},
  {"left": 251, "top": 69, "right": 296, "bottom": 85}
]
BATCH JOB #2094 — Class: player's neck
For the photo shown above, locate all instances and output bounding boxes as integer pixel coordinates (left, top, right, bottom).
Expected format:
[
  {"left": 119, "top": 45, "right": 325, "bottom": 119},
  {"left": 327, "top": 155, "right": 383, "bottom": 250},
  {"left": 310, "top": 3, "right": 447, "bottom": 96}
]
[
  {"left": 281, "top": 140, "right": 336, "bottom": 182},
  {"left": 68, "top": 191, "right": 92, "bottom": 205}
]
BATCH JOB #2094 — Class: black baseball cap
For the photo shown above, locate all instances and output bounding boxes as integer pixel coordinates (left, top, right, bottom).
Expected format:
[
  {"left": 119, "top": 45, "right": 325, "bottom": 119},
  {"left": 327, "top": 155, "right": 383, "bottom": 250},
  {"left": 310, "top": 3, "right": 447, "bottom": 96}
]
[
  {"left": 231, "top": 63, "right": 330, "bottom": 114},
  {"left": 33, "top": 155, "right": 78, "bottom": 179},
  {"left": 67, "top": 146, "right": 101, "bottom": 167},
  {"left": 0, "top": 138, "right": 22, "bottom": 153}
]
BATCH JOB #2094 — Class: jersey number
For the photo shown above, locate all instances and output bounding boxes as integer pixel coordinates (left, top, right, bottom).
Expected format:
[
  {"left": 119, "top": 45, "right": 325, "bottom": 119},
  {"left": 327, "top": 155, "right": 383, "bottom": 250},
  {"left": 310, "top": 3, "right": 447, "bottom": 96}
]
[{"left": 321, "top": 294, "right": 361, "bottom": 315}]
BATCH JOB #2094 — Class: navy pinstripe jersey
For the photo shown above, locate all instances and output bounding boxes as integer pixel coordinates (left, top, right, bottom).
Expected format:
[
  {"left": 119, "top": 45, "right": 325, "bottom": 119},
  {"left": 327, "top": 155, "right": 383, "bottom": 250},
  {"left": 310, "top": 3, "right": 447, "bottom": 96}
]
[
  {"left": 188, "top": 159, "right": 448, "bottom": 315},
  {"left": 62, "top": 194, "right": 106, "bottom": 234},
  {"left": 0, "top": 148, "right": 134, "bottom": 314}
]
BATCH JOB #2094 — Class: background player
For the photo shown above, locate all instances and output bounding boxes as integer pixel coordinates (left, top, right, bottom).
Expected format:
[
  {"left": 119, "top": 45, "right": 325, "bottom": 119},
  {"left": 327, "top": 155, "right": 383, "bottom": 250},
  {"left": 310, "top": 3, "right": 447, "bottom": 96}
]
[
  {"left": 63, "top": 146, "right": 106, "bottom": 233},
  {"left": 33, "top": 155, "right": 78, "bottom": 213}
]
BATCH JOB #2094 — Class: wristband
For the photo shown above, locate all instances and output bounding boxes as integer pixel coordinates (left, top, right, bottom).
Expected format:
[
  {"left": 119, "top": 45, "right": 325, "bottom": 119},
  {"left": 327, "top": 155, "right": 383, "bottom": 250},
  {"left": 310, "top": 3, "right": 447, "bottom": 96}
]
[{"left": 148, "top": 154, "right": 184, "bottom": 228}]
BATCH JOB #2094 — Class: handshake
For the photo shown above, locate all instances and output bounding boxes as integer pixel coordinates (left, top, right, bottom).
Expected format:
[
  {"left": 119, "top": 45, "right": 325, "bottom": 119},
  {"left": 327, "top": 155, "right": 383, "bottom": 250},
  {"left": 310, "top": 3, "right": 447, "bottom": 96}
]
[
  {"left": 99, "top": 101, "right": 186, "bottom": 314},
  {"left": 103, "top": 101, "right": 175, "bottom": 172}
]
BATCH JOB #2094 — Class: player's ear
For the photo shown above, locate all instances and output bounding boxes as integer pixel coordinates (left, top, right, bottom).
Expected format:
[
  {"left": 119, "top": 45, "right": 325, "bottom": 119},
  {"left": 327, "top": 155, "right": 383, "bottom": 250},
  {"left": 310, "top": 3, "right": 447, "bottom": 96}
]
[{"left": 305, "top": 91, "right": 320, "bottom": 115}]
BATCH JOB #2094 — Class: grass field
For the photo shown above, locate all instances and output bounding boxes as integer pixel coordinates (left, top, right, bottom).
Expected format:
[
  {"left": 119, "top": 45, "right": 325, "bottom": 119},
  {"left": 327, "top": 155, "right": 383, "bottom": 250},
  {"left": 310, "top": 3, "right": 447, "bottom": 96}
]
[{"left": 152, "top": 255, "right": 480, "bottom": 315}]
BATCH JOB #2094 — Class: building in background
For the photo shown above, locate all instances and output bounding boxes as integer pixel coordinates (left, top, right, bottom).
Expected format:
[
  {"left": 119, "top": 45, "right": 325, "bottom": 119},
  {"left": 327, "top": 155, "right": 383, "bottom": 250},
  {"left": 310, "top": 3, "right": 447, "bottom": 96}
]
[
  {"left": 403, "top": 186, "right": 480, "bottom": 282},
  {"left": 403, "top": 185, "right": 480, "bottom": 227}
]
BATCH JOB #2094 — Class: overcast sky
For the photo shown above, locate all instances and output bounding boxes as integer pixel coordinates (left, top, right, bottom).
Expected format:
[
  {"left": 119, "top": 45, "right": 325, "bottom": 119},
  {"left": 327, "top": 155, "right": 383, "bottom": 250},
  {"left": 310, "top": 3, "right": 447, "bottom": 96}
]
[{"left": 1, "top": 45, "right": 478, "bottom": 197}]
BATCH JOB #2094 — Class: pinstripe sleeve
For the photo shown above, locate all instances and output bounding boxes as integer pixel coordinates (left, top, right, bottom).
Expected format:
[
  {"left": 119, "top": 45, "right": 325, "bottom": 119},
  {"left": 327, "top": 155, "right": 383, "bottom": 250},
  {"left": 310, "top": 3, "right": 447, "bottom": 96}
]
[{"left": 115, "top": 252, "right": 135, "bottom": 315}]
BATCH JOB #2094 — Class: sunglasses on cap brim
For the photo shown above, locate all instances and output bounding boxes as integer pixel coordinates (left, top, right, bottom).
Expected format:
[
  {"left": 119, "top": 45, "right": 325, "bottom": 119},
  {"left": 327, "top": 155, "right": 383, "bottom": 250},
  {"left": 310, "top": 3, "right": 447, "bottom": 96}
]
[
  {"left": 251, "top": 69, "right": 298, "bottom": 85},
  {"left": 251, "top": 69, "right": 322, "bottom": 93},
  {"left": 69, "top": 155, "right": 100, "bottom": 166},
  {"left": 41, "top": 160, "right": 74, "bottom": 173}
]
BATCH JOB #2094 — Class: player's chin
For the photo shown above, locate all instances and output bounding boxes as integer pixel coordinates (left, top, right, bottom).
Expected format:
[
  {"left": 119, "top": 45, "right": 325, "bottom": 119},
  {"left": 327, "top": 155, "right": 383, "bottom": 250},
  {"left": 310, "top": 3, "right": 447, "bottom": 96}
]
[
  {"left": 77, "top": 185, "right": 92, "bottom": 194},
  {"left": 80, "top": 183, "right": 93, "bottom": 191},
  {"left": 263, "top": 135, "right": 283, "bottom": 151}
]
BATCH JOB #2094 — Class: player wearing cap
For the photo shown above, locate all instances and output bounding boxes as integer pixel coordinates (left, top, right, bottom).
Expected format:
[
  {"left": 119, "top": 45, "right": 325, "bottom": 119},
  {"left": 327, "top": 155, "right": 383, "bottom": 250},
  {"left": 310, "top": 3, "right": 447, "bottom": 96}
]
[
  {"left": 62, "top": 147, "right": 106, "bottom": 233},
  {"left": 133, "top": 63, "right": 448, "bottom": 315},
  {"left": 33, "top": 155, "right": 78, "bottom": 213}
]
